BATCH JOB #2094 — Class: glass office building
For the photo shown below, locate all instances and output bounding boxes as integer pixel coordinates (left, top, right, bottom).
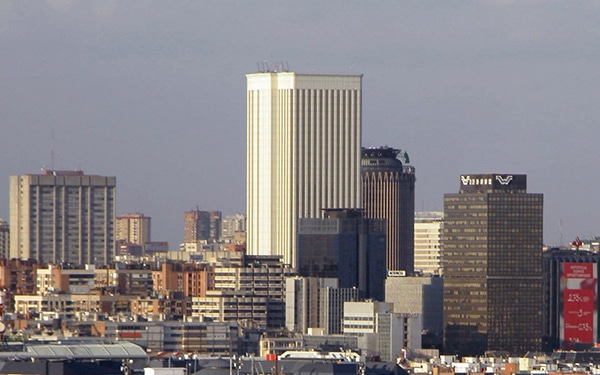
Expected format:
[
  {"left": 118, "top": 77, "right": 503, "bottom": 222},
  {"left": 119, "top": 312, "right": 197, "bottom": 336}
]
[
  {"left": 443, "top": 174, "right": 543, "bottom": 356},
  {"left": 297, "top": 209, "right": 386, "bottom": 301}
]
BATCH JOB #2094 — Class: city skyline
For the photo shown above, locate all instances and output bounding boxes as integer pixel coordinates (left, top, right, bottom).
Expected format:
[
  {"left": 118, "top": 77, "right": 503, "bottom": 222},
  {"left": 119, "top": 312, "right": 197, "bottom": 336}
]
[{"left": 1, "top": 2, "right": 600, "bottom": 248}]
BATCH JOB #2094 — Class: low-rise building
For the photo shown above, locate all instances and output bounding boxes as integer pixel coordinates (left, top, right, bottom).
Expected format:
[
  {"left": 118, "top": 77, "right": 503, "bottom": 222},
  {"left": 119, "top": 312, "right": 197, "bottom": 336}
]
[
  {"left": 104, "top": 320, "right": 239, "bottom": 354},
  {"left": 384, "top": 273, "right": 443, "bottom": 336},
  {"left": 37, "top": 264, "right": 96, "bottom": 295},
  {"left": 343, "top": 301, "right": 421, "bottom": 362},
  {"left": 14, "top": 292, "right": 133, "bottom": 320}
]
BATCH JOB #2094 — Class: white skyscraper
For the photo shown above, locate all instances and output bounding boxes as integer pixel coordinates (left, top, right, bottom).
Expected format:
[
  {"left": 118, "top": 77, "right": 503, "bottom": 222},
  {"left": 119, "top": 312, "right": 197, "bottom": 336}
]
[{"left": 246, "top": 71, "right": 362, "bottom": 267}]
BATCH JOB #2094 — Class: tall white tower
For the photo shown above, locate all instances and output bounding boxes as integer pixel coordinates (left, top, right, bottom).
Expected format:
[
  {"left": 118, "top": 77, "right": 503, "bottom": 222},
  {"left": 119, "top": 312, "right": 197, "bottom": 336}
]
[{"left": 246, "top": 72, "right": 362, "bottom": 267}]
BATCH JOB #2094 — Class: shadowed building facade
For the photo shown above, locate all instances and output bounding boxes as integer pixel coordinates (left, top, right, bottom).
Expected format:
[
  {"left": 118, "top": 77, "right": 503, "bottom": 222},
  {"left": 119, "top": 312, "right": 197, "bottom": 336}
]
[
  {"left": 443, "top": 174, "right": 543, "bottom": 356},
  {"left": 542, "top": 248, "right": 600, "bottom": 352},
  {"left": 297, "top": 209, "right": 386, "bottom": 301},
  {"left": 0, "top": 219, "right": 8, "bottom": 260},
  {"left": 362, "top": 147, "right": 415, "bottom": 273},
  {"left": 246, "top": 72, "right": 362, "bottom": 267}
]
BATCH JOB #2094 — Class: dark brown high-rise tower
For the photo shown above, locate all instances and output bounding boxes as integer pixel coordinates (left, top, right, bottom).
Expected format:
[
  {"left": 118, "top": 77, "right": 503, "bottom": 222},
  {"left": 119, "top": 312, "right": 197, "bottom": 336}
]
[
  {"left": 443, "top": 174, "right": 543, "bottom": 356},
  {"left": 362, "top": 147, "right": 415, "bottom": 273}
]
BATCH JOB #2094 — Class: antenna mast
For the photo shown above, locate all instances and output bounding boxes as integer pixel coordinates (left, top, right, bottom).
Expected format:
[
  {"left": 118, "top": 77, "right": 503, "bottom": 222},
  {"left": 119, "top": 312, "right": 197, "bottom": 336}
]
[{"left": 51, "top": 129, "right": 55, "bottom": 171}]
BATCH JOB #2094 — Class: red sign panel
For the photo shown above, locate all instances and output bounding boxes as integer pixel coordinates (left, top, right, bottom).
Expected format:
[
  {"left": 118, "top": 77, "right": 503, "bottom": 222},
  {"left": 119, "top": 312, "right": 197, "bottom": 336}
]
[
  {"left": 561, "top": 262, "right": 598, "bottom": 348},
  {"left": 564, "top": 289, "right": 595, "bottom": 346},
  {"left": 119, "top": 332, "right": 142, "bottom": 339},
  {"left": 564, "top": 263, "right": 594, "bottom": 279}
]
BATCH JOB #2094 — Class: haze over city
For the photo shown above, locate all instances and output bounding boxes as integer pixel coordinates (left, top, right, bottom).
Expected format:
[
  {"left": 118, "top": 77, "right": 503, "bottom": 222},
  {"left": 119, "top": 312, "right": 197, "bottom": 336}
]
[{"left": 1, "top": 1, "right": 600, "bottom": 248}]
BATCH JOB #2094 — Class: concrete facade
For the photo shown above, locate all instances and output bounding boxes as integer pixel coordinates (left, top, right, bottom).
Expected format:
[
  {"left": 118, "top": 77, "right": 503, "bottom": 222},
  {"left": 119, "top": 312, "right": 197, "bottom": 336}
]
[
  {"left": 384, "top": 274, "right": 443, "bottom": 335},
  {"left": 9, "top": 170, "right": 116, "bottom": 265},
  {"left": 115, "top": 213, "right": 151, "bottom": 246},
  {"left": 246, "top": 72, "right": 362, "bottom": 267},
  {"left": 414, "top": 211, "right": 443, "bottom": 275}
]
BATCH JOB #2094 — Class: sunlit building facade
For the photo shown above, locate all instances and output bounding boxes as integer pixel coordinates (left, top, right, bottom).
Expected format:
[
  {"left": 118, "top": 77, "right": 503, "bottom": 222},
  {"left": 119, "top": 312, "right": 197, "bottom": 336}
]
[
  {"left": 115, "top": 213, "right": 151, "bottom": 246},
  {"left": 362, "top": 147, "right": 415, "bottom": 272},
  {"left": 246, "top": 72, "right": 362, "bottom": 267},
  {"left": 414, "top": 211, "right": 443, "bottom": 275},
  {"left": 183, "top": 209, "right": 221, "bottom": 243},
  {"left": 9, "top": 170, "right": 116, "bottom": 265}
]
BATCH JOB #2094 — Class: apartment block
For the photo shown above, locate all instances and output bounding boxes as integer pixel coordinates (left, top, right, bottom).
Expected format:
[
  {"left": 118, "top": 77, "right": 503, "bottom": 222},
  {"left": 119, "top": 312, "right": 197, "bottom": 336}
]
[
  {"left": 184, "top": 209, "right": 221, "bottom": 243},
  {"left": 10, "top": 169, "right": 116, "bottom": 265},
  {"left": 36, "top": 264, "right": 96, "bottom": 295},
  {"left": 115, "top": 213, "right": 151, "bottom": 246},
  {"left": 104, "top": 321, "right": 239, "bottom": 354},
  {"left": 0, "top": 220, "right": 8, "bottom": 260}
]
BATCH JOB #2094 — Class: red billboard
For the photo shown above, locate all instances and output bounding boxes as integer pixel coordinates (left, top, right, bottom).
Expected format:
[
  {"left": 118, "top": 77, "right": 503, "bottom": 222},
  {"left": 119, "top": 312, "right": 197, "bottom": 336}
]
[{"left": 561, "top": 262, "right": 598, "bottom": 349}]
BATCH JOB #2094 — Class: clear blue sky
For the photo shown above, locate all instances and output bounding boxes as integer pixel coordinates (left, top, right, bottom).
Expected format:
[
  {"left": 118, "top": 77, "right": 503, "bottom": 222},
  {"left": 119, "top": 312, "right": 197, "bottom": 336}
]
[{"left": 1, "top": 1, "right": 599, "bottom": 248}]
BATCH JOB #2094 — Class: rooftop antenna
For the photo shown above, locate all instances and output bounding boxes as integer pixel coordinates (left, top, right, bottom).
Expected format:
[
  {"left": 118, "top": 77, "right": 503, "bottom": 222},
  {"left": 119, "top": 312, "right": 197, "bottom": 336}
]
[
  {"left": 51, "top": 129, "right": 55, "bottom": 171},
  {"left": 559, "top": 219, "right": 563, "bottom": 247}
]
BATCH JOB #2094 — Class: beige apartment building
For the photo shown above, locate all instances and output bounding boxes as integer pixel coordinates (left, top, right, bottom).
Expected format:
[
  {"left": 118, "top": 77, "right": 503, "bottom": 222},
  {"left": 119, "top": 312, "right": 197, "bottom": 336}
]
[
  {"left": 9, "top": 169, "right": 116, "bottom": 265},
  {"left": 115, "top": 213, "right": 151, "bottom": 246}
]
